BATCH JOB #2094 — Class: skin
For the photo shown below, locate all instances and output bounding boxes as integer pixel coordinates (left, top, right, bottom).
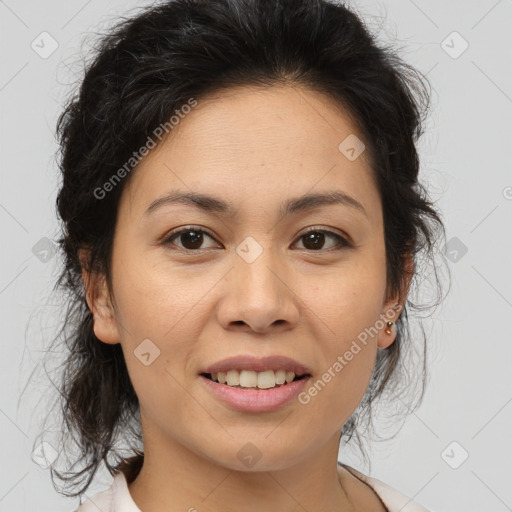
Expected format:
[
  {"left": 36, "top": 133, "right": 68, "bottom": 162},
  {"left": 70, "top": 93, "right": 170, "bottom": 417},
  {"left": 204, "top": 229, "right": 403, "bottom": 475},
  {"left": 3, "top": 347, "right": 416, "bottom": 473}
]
[{"left": 82, "top": 84, "right": 412, "bottom": 512}]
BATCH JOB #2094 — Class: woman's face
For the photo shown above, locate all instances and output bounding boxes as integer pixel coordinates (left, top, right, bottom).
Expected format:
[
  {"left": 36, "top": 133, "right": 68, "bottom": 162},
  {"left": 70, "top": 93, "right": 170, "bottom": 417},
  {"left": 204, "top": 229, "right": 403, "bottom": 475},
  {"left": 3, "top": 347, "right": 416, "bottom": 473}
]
[{"left": 87, "top": 84, "right": 404, "bottom": 471}]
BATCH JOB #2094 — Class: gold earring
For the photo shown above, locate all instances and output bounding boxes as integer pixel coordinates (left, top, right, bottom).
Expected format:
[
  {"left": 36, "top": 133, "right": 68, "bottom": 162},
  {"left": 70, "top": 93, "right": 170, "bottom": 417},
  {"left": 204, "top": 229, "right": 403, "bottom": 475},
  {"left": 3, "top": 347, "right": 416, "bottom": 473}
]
[{"left": 385, "top": 321, "right": 394, "bottom": 335}]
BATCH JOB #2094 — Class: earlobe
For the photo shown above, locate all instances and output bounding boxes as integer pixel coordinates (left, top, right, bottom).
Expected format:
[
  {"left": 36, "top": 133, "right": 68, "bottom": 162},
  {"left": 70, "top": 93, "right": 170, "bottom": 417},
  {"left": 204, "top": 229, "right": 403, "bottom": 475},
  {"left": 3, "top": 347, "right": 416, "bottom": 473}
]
[
  {"left": 376, "top": 307, "right": 400, "bottom": 349},
  {"left": 79, "top": 249, "right": 121, "bottom": 345},
  {"left": 377, "top": 253, "right": 414, "bottom": 349},
  {"left": 90, "top": 284, "right": 121, "bottom": 345}
]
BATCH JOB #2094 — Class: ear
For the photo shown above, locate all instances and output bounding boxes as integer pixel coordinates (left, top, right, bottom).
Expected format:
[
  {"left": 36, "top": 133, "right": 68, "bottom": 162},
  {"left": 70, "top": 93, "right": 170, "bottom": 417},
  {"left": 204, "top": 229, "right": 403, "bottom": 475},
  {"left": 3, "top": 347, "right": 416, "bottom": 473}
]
[
  {"left": 79, "top": 249, "right": 121, "bottom": 345},
  {"left": 377, "top": 253, "right": 414, "bottom": 349}
]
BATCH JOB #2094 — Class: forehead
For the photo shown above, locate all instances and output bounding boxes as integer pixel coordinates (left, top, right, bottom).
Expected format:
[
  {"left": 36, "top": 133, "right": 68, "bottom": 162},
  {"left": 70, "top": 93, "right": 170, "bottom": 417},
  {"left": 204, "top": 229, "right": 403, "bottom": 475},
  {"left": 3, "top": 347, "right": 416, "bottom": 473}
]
[
  {"left": 120, "top": 84, "right": 379, "bottom": 220},
  {"left": 161, "top": 84, "right": 366, "bottom": 155}
]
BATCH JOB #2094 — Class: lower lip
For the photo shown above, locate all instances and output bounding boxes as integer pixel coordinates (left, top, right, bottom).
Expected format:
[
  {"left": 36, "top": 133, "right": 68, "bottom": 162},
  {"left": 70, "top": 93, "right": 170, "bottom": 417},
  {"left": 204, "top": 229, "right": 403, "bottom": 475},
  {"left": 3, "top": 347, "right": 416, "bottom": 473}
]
[{"left": 199, "top": 375, "right": 311, "bottom": 412}]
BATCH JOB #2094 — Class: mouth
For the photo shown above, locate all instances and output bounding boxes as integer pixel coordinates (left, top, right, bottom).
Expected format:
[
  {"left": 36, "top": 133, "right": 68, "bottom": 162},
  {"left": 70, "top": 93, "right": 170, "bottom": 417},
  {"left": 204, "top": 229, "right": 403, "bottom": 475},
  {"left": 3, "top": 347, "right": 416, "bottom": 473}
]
[
  {"left": 200, "top": 371, "right": 311, "bottom": 390},
  {"left": 198, "top": 371, "right": 312, "bottom": 412}
]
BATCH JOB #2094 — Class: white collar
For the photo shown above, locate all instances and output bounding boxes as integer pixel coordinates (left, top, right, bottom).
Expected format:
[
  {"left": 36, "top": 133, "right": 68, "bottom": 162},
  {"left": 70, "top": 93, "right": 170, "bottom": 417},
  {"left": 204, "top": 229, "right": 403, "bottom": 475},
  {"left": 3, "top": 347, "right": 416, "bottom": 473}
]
[
  {"left": 340, "top": 464, "right": 431, "bottom": 512},
  {"left": 111, "top": 471, "right": 141, "bottom": 512}
]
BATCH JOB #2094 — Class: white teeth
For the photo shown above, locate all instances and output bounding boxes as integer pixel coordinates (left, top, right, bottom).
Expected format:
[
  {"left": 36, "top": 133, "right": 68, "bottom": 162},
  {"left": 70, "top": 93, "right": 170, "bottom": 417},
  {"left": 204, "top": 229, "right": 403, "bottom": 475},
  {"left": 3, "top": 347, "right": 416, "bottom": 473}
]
[
  {"left": 240, "top": 370, "right": 258, "bottom": 388},
  {"left": 209, "top": 369, "right": 304, "bottom": 389},
  {"left": 275, "top": 370, "right": 286, "bottom": 385},
  {"left": 257, "top": 370, "right": 276, "bottom": 389},
  {"left": 226, "top": 370, "right": 240, "bottom": 386}
]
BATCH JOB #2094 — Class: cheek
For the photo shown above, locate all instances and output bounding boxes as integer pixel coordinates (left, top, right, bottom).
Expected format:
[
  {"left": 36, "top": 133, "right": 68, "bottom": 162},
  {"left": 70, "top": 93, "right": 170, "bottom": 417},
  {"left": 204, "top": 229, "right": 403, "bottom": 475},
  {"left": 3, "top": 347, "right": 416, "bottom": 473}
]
[
  {"left": 292, "top": 312, "right": 378, "bottom": 438},
  {"left": 111, "top": 252, "right": 220, "bottom": 400},
  {"left": 301, "top": 247, "right": 387, "bottom": 333},
  {"left": 295, "top": 254, "right": 385, "bottom": 410},
  {"left": 112, "top": 245, "right": 208, "bottom": 338}
]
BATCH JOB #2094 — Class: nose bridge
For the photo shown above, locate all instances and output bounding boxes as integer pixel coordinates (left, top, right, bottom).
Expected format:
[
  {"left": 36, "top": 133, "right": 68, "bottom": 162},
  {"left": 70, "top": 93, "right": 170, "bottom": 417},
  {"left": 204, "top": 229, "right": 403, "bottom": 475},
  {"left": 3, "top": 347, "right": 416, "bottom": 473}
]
[{"left": 234, "top": 235, "right": 285, "bottom": 303}]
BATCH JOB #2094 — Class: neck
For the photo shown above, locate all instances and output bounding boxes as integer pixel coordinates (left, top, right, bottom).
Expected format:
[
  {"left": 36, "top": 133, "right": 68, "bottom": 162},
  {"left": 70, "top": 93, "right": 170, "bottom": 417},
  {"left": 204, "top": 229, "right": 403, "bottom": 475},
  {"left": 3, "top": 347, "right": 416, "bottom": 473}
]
[{"left": 127, "top": 433, "right": 355, "bottom": 512}]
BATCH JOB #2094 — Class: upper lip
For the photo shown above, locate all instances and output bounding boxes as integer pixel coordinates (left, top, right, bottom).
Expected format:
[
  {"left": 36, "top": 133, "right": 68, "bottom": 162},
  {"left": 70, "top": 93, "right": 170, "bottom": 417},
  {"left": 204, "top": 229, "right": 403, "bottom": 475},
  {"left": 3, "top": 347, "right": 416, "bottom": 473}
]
[{"left": 201, "top": 355, "right": 312, "bottom": 376}]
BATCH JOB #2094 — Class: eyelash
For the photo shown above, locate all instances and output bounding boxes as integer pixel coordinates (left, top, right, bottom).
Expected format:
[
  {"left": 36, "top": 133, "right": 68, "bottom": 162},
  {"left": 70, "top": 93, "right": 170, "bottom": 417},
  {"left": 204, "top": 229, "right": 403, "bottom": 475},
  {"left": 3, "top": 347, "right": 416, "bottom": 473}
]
[{"left": 162, "top": 225, "right": 352, "bottom": 253}]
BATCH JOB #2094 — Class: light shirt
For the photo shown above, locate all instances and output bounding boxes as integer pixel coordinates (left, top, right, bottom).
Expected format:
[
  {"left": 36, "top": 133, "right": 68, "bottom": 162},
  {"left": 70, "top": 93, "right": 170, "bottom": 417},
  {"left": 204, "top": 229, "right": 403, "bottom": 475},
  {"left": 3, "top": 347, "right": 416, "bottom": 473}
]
[
  {"left": 340, "top": 463, "right": 432, "bottom": 512},
  {"left": 74, "top": 464, "right": 432, "bottom": 512}
]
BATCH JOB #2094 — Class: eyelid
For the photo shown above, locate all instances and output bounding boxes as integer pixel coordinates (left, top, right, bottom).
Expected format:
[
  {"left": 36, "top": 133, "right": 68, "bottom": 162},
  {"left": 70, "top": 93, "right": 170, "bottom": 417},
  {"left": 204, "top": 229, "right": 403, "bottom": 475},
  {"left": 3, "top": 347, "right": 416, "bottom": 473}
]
[{"left": 299, "top": 226, "right": 353, "bottom": 247}]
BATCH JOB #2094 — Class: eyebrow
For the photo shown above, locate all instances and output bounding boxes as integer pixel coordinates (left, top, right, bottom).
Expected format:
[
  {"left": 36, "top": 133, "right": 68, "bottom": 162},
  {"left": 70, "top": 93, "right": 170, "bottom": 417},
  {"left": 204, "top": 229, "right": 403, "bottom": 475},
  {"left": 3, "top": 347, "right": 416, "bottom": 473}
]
[{"left": 144, "top": 190, "right": 368, "bottom": 220}]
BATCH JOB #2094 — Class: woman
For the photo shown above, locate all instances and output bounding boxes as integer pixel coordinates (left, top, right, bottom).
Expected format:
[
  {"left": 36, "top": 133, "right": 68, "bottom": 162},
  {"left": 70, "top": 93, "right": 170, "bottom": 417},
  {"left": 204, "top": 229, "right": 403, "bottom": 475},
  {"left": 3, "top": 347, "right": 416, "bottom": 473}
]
[{"left": 47, "top": 0, "right": 447, "bottom": 510}]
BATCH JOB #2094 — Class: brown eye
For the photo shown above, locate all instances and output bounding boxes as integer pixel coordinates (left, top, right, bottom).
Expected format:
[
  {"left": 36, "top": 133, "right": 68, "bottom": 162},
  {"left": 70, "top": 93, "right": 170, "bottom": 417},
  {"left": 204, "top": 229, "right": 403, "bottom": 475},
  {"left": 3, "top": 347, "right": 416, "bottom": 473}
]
[
  {"left": 163, "top": 227, "right": 219, "bottom": 251},
  {"left": 294, "top": 229, "right": 351, "bottom": 252}
]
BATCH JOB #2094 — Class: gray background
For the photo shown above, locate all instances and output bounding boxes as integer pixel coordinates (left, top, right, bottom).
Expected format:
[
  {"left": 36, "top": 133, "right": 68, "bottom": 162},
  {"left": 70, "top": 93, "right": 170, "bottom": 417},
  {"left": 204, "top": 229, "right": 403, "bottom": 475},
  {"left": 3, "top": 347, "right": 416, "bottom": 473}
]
[{"left": 1, "top": 0, "right": 511, "bottom": 511}]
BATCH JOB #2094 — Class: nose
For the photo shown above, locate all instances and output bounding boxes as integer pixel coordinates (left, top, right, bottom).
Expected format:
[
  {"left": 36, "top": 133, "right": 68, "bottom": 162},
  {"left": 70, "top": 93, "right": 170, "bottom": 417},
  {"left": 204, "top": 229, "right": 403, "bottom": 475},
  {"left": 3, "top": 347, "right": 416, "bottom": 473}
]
[{"left": 215, "top": 246, "right": 300, "bottom": 335}]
